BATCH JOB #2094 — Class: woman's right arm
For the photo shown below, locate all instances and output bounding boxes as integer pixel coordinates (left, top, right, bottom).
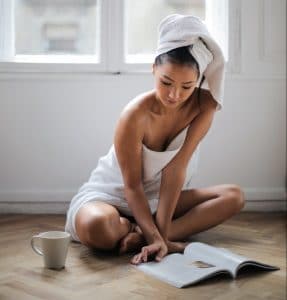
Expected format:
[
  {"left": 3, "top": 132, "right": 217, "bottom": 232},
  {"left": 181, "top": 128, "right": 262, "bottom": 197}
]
[{"left": 114, "top": 108, "right": 167, "bottom": 262}]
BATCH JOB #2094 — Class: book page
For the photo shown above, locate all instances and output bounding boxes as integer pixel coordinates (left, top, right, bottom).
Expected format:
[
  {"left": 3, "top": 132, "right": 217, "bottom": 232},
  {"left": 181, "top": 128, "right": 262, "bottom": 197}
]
[
  {"left": 184, "top": 243, "right": 249, "bottom": 276},
  {"left": 135, "top": 243, "right": 279, "bottom": 287},
  {"left": 136, "top": 253, "right": 231, "bottom": 288}
]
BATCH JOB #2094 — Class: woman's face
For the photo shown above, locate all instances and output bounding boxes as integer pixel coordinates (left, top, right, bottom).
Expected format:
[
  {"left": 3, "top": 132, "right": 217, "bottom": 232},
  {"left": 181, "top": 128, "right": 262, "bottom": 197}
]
[{"left": 153, "top": 62, "right": 199, "bottom": 109}]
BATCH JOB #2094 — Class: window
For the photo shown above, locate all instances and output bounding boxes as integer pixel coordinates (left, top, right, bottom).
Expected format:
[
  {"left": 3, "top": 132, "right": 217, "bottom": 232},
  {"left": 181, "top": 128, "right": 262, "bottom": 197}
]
[
  {"left": 0, "top": 0, "right": 234, "bottom": 73},
  {"left": 14, "top": 0, "right": 100, "bottom": 57},
  {"left": 124, "top": 0, "right": 206, "bottom": 63}
]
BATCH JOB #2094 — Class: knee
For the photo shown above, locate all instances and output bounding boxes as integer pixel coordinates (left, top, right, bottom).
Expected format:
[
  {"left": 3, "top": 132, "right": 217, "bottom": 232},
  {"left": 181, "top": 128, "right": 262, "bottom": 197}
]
[
  {"left": 224, "top": 184, "right": 245, "bottom": 213},
  {"left": 83, "top": 214, "right": 119, "bottom": 250}
]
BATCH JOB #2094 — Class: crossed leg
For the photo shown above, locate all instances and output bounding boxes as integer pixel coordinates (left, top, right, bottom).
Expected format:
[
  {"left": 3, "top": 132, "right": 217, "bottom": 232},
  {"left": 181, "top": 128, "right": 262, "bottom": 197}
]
[
  {"left": 75, "top": 201, "right": 132, "bottom": 249},
  {"left": 74, "top": 184, "right": 245, "bottom": 251},
  {"left": 168, "top": 183, "right": 245, "bottom": 241}
]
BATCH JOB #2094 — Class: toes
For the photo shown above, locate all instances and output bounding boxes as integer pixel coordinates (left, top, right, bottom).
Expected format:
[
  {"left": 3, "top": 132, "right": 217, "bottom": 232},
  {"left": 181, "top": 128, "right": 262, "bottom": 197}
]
[
  {"left": 119, "top": 238, "right": 127, "bottom": 254},
  {"left": 135, "top": 225, "right": 143, "bottom": 234},
  {"left": 130, "top": 223, "right": 137, "bottom": 233}
]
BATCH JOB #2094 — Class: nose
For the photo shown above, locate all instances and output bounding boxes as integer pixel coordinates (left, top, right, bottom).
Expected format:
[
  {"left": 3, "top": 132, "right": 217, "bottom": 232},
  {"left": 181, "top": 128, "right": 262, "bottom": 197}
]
[{"left": 168, "top": 87, "right": 181, "bottom": 101}]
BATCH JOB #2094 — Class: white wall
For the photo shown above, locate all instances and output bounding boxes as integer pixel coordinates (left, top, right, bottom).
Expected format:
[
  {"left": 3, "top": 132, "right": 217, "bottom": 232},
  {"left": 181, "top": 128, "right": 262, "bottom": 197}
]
[{"left": 0, "top": 0, "right": 286, "bottom": 213}]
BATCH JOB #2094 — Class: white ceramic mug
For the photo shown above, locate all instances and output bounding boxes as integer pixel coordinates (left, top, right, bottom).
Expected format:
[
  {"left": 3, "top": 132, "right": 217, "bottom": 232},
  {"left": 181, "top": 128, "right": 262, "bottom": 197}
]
[{"left": 31, "top": 231, "right": 71, "bottom": 269}]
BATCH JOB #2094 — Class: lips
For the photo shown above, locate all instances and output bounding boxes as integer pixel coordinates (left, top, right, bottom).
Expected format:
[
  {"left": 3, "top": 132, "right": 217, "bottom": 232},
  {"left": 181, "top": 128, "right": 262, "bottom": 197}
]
[{"left": 166, "top": 99, "right": 177, "bottom": 104}]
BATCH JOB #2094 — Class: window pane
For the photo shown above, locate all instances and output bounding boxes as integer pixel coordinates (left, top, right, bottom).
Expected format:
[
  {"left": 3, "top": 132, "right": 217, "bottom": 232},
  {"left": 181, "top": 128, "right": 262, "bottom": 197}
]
[
  {"left": 124, "top": 0, "right": 206, "bottom": 63},
  {"left": 14, "top": 0, "right": 100, "bottom": 56}
]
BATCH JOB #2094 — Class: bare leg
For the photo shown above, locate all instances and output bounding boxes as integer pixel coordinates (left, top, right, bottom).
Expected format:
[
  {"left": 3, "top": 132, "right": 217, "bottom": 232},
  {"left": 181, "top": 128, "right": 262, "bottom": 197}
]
[
  {"left": 75, "top": 184, "right": 244, "bottom": 252},
  {"left": 75, "top": 202, "right": 134, "bottom": 250},
  {"left": 167, "top": 184, "right": 245, "bottom": 241}
]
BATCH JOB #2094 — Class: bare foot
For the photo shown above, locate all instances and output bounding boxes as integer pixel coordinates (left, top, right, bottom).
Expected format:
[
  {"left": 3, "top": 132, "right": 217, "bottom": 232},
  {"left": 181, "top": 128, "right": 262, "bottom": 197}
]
[
  {"left": 119, "top": 224, "right": 145, "bottom": 254},
  {"left": 167, "top": 241, "right": 189, "bottom": 253}
]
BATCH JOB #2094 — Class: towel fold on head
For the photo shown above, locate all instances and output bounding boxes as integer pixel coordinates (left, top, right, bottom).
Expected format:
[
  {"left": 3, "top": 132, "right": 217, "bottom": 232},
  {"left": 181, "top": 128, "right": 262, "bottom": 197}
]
[{"left": 155, "top": 14, "right": 226, "bottom": 111}]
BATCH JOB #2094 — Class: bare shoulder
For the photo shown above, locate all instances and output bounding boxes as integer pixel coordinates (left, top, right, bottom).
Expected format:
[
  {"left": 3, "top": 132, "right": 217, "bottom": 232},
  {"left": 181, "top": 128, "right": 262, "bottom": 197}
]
[
  {"left": 114, "top": 91, "right": 152, "bottom": 144},
  {"left": 198, "top": 88, "right": 218, "bottom": 112},
  {"left": 121, "top": 90, "right": 153, "bottom": 118}
]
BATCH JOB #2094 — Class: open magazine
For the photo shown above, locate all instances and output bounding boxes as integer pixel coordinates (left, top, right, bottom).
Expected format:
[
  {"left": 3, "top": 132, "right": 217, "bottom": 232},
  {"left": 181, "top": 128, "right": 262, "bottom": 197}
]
[{"left": 134, "top": 242, "right": 279, "bottom": 288}]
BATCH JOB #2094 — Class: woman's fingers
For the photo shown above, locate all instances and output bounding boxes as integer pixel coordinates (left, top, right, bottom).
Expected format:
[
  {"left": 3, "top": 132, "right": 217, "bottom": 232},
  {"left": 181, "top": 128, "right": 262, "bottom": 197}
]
[
  {"left": 140, "top": 246, "right": 150, "bottom": 263},
  {"left": 131, "top": 253, "right": 141, "bottom": 265},
  {"left": 142, "top": 247, "right": 148, "bottom": 262},
  {"left": 155, "top": 246, "right": 167, "bottom": 261},
  {"left": 130, "top": 242, "right": 166, "bottom": 265},
  {"left": 142, "top": 244, "right": 160, "bottom": 259},
  {"left": 130, "top": 248, "right": 151, "bottom": 265},
  {"left": 134, "top": 253, "right": 145, "bottom": 265},
  {"left": 136, "top": 254, "right": 142, "bottom": 265}
]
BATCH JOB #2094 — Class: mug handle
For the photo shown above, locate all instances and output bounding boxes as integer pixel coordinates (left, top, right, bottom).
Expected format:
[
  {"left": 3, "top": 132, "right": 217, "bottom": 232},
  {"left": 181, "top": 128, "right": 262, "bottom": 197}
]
[{"left": 30, "top": 235, "right": 43, "bottom": 256}]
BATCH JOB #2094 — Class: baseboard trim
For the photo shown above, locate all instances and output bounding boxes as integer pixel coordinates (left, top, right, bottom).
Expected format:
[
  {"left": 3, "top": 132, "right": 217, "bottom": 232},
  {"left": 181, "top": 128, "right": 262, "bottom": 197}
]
[
  {"left": 0, "top": 201, "right": 70, "bottom": 214},
  {"left": 243, "top": 200, "right": 286, "bottom": 212},
  {"left": 0, "top": 188, "right": 285, "bottom": 213}
]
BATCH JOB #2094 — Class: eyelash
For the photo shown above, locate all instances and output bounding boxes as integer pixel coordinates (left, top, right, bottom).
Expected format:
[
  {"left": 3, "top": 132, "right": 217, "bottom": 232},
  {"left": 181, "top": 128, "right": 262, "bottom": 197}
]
[{"left": 161, "top": 81, "right": 192, "bottom": 90}]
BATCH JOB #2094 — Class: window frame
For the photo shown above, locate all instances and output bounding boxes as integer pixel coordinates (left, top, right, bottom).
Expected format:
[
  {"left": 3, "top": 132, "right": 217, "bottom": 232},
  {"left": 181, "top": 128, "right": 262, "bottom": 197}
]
[{"left": 0, "top": 0, "right": 241, "bottom": 74}]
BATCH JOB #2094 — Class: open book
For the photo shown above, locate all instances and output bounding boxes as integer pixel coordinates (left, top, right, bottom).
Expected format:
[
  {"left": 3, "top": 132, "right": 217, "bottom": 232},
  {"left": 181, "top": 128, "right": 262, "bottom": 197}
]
[{"left": 134, "top": 242, "right": 279, "bottom": 288}]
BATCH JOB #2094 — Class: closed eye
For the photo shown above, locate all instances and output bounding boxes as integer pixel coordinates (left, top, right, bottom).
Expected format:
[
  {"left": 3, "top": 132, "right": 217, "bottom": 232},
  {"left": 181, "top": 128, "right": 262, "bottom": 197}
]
[
  {"left": 161, "top": 80, "right": 192, "bottom": 90},
  {"left": 161, "top": 80, "right": 171, "bottom": 86}
]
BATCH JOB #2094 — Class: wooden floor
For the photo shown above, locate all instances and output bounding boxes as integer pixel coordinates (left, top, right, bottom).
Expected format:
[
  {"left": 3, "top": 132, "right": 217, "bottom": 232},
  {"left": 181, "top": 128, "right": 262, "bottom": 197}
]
[{"left": 0, "top": 212, "right": 286, "bottom": 300}]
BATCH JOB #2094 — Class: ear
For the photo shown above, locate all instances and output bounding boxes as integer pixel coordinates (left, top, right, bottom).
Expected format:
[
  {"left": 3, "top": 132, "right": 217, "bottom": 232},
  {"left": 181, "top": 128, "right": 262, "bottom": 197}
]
[{"left": 152, "top": 63, "right": 156, "bottom": 75}]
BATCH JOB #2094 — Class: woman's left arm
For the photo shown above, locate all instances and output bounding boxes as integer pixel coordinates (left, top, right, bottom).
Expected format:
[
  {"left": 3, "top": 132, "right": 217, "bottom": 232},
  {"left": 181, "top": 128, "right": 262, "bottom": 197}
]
[{"left": 155, "top": 95, "right": 218, "bottom": 240}]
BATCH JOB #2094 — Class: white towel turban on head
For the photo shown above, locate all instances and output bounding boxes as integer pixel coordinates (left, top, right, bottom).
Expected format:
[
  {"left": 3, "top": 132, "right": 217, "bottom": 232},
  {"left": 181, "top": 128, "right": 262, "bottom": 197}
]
[{"left": 155, "top": 14, "right": 226, "bottom": 111}]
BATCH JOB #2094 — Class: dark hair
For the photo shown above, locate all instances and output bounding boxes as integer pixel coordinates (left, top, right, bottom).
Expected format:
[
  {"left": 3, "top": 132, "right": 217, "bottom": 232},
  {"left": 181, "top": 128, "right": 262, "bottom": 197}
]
[{"left": 154, "top": 46, "right": 205, "bottom": 110}]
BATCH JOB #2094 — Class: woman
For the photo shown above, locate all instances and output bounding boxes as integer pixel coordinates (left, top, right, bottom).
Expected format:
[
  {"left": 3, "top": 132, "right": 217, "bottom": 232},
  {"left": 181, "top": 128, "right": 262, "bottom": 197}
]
[{"left": 65, "top": 15, "right": 245, "bottom": 265}]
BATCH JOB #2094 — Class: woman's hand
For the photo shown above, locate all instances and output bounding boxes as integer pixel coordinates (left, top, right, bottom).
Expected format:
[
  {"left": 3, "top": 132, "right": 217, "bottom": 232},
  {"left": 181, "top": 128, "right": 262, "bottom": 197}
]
[
  {"left": 130, "top": 238, "right": 168, "bottom": 265},
  {"left": 130, "top": 238, "right": 189, "bottom": 265}
]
